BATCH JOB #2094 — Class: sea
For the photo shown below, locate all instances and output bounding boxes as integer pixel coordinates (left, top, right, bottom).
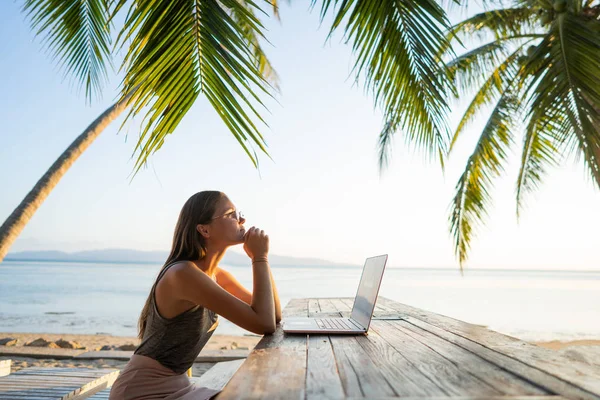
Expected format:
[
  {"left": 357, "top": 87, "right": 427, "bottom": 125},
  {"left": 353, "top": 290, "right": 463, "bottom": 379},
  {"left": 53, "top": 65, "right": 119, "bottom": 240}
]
[{"left": 1, "top": 260, "right": 599, "bottom": 343}]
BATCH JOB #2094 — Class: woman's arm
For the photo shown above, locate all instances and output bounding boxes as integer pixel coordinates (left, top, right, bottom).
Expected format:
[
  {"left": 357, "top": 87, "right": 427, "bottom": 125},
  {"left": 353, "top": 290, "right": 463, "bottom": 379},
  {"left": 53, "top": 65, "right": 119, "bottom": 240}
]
[
  {"left": 215, "top": 268, "right": 252, "bottom": 305},
  {"left": 249, "top": 259, "right": 276, "bottom": 330},
  {"left": 269, "top": 268, "right": 282, "bottom": 323},
  {"left": 169, "top": 261, "right": 276, "bottom": 334},
  {"left": 215, "top": 267, "right": 281, "bottom": 323}
]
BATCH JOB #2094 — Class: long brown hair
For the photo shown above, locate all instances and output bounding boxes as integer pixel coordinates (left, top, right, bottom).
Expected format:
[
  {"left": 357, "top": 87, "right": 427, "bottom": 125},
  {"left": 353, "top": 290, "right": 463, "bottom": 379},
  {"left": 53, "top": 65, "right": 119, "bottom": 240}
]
[{"left": 137, "top": 190, "right": 226, "bottom": 339}]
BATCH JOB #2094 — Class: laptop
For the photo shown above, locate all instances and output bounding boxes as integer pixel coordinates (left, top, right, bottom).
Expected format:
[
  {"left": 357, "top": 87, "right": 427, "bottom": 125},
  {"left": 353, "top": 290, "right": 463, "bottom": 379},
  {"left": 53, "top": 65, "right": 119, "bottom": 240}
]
[{"left": 283, "top": 254, "right": 388, "bottom": 334}]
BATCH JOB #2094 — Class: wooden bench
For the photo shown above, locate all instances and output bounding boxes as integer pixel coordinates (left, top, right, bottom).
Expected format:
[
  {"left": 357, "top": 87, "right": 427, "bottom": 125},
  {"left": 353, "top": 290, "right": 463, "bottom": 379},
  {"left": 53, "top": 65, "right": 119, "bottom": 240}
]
[
  {"left": 0, "top": 367, "right": 119, "bottom": 400},
  {"left": 216, "top": 297, "right": 600, "bottom": 399}
]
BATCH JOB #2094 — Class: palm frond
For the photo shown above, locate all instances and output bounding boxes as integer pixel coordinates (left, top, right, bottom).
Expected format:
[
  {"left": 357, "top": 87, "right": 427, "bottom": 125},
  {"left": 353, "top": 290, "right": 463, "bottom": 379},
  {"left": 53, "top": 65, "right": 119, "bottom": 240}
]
[
  {"left": 315, "top": 0, "right": 454, "bottom": 169},
  {"left": 446, "top": 35, "right": 542, "bottom": 94},
  {"left": 377, "top": 118, "right": 395, "bottom": 173},
  {"left": 449, "top": 44, "right": 527, "bottom": 152},
  {"left": 450, "top": 94, "right": 519, "bottom": 268},
  {"left": 515, "top": 103, "right": 561, "bottom": 219},
  {"left": 447, "top": 7, "right": 539, "bottom": 46},
  {"left": 231, "top": 0, "right": 280, "bottom": 90},
  {"left": 117, "top": 0, "right": 274, "bottom": 175},
  {"left": 23, "top": 0, "right": 113, "bottom": 102},
  {"left": 524, "top": 12, "right": 600, "bottom": 187},
  {"left": 267, "top": 0, "right": 282, "bottom": 20}
]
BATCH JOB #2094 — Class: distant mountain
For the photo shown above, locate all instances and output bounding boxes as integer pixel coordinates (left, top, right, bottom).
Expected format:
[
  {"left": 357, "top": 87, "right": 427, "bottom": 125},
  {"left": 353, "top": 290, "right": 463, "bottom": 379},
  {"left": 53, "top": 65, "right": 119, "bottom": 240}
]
[{"left": 5, "top": 248, "right": 353, "bottom": 267}]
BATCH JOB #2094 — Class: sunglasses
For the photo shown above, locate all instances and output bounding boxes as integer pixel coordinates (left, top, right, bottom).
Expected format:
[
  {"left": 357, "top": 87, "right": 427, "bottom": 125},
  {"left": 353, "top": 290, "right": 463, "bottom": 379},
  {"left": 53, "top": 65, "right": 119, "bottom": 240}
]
[{"left": 212, "top": 210, "right": 244, "bottom": 222}]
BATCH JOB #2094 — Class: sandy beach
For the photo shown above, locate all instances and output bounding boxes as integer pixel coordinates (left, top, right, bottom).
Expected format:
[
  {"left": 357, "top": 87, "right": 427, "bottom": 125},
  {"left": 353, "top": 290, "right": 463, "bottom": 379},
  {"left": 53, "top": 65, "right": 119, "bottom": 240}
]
[
  {"left": 533, "top": 339, "right": 600, "bottom": 369},
  {"left": 0, "top": 332, "right": 261, "bottom": 352},
  {"left": 0, "top": 332, "right": 261, "bottom": 375}
]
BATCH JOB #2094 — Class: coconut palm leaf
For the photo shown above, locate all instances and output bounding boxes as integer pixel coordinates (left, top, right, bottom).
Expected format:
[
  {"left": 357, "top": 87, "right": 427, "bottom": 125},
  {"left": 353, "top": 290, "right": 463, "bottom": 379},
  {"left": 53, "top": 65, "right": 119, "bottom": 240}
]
[
  {"left": 449, "top": 45, "right": 526, "bottom": 151},
  {"left": 450, "top": 93, "right": 519, "bottom": 268},
  {"left": 448, "top": 7, "right": 539, "bottom": 44},
  {"left": 315, "top": 0, "right": 454, "bottom": 168},
  {"left": 267, "top": 0, "right": 282, "bottom": 19},
  {"left": 446, "top": 34, "right": 544, "bottom": 92},
  {"left": 377, "top": 118, "right": 395, "bottom": 172},
  {"left": 231, "top": 0, "right": 280, "bottom": 90},
  {"left": 447, "top": 42, "right": 507, "bottom": 94},
  {"left": 22, "top": 0, "right": 113, "bottom": 102},
  {"left": 451, "top": 2, "right": 600, "bottom": 265},
  {"left": 524, "top": 12, "right": 600, "bottom": 186},
  {"left": 116, "top": 0, "right": 274, "bottom": 174},
  {"left": 515, "top": 103, "right": 561, "bottom": 219}
]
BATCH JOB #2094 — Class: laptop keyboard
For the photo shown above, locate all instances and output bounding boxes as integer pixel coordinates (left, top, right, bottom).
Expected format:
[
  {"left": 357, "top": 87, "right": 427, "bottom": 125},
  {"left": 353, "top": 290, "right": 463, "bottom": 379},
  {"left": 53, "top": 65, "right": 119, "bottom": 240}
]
[{"left": 316, "top": 318, "right": 357, "bottom": 330}]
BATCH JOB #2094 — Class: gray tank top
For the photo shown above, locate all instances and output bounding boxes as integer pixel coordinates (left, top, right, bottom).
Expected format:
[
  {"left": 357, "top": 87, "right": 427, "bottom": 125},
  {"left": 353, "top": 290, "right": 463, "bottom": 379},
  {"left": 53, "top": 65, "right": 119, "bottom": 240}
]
[{"left": 134, "top": 262, "right": 219, "bottom": 374}]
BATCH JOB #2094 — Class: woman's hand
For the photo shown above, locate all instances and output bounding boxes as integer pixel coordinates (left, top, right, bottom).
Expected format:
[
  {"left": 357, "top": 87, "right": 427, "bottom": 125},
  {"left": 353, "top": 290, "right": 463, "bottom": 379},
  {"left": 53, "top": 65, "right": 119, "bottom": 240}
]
[{"left": 243, "top": 227, "right": 269, "bottom": 260}]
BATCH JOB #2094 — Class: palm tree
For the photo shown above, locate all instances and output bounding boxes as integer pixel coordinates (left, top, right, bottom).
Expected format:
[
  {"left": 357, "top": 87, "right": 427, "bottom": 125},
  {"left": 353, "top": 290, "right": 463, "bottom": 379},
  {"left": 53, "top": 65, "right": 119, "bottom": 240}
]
[
  {"left": 0, "top": 95, "right": 133, "bottom": 262},
  {"left": 0, "top": 0, "right": 454, "bottom": 262},
  {"left": 444, "top": 0, "right": 600, "bottom": 267}
]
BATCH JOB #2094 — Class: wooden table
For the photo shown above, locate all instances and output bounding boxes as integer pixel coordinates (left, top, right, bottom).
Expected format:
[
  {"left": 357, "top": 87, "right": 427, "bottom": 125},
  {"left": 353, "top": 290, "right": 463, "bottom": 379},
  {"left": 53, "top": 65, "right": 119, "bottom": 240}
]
[{"left": 218, "top": 297, "right": 600, "bottom": 400}]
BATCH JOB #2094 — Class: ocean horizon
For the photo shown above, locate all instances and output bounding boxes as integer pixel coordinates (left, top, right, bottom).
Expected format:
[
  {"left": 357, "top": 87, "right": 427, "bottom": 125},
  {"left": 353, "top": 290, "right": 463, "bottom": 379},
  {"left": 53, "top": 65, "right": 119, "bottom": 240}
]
[{"left": 1, "top": 259, "right": 599, "bottom": 343}]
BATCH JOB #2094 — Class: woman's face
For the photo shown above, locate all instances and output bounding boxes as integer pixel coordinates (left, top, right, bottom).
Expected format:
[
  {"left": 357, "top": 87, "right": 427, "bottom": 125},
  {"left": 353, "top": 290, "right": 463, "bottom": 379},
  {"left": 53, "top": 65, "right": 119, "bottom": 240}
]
[{"left": 206, "top": 197, "right": 246, "bottom": 246}]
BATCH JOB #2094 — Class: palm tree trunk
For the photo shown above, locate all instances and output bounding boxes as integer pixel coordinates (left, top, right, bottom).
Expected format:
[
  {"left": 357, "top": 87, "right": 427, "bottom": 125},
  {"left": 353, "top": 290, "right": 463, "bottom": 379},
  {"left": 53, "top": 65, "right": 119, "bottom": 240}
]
[{"left": 0, "top": 94, "right": 133, "bottom": 262}]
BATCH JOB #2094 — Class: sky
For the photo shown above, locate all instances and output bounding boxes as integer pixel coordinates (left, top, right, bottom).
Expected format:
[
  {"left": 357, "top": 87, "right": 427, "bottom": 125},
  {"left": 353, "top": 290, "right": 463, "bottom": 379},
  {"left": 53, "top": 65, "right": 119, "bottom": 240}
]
[{"left": 1, "top": 2, "right": 599, "bottom": 270}]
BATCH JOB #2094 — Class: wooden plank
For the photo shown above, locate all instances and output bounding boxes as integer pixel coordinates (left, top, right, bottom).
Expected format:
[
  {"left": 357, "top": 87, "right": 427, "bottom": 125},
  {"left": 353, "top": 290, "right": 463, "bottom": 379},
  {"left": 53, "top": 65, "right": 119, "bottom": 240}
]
[
  {"left": 343, "top": 397, "right": 566, "bottom": 400},
  {"left": 67, "top": 370, "right": 118, "bottom": 400},
  {"left": 338, "top": 297, "right": 397, "bottom": 318},
  {"left": 306, "top": 335, "right": 344, "bottom": 400},
  {"left": 0, "top": 361, "right": 9, "bottom": 377},
  {"left": 377, "top": 296, "right": 600, "bottom": 398},
  {"left": 330, "top": 298, "right": 351, "bottom": 317},
  {"left": 0, "top": 386, "right": 76, "bottom": 391},
  {"left": 308, "top": 299, "right": 321, "bottom": 317},
  {"left": 0, "top": 391, "right": 79, "bottom": 398},
  {"left": 394, "top": 320, "right": 549, "bottom": 395},
  {"left": 328, "top": 335, "right": 396, "bottom": 397},
  {"left": 402, "top": 316, "right": 600, "bottom": 400},
  {"left": 0, "top": 347, "right": 83, "bottom": 359},
  {"left": 284, "top": 298, "right": 310, "bottom": 318},
  {"left": 338, "top": 297, "right": 354, "bottom": 309},
  {"left": 0, "top": 387, "right": 79, "bottom": 393},
  {"left": 0, "top": 367, "right": 118, "bottom": 400},
  {"left": 192, "top": 359, "right": 244, "bottom": 391},
  {"left": 317, "top": 298, "right": 342, "bottom": 316},
  {"left": 15, "top": 368, "right": 115, "bottom": 377},
  {"left": 0, "top": 386, "right": 84, "bottom": 393},
  {"left": 369, "top": 320, "right": 504, "bottom": 396},
  {"left": 0, "top": 376, "right": 96, "bottom": 385},
  {"left": 218, "top": 298, "right": 308, "bottom": 400},
  {"left": 86, "top": 388, "right": 111, "bottom": 399},
  {"left": 353, "top": 327, "right": 446, "bottom": 397},
  {"left": 0, "top": 382, "right": 87, "bottom": 389}
]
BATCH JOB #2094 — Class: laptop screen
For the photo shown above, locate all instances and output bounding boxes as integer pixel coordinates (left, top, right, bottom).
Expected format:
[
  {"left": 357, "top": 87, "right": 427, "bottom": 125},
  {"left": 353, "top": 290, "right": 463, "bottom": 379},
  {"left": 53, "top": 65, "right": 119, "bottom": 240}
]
[{"left": 350, "top": 254, "right": 388, "bottom": 329}]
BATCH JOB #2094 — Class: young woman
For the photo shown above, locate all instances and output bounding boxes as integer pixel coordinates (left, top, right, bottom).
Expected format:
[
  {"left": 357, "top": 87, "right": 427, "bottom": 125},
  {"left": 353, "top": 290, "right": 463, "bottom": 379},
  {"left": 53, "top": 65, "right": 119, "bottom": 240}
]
[{"left": 109, "top": 191, "right": 282, "bottom": 400}]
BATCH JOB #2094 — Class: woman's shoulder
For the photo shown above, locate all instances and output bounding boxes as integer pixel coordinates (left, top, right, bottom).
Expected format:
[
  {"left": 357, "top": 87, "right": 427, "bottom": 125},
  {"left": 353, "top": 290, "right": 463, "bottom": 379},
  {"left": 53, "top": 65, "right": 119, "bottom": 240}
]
[
  {"left": 165, "top": 260, "right": 196, "bottom": 271},
  {"left": 161, "top": 261, "right": 215, "bottom": 286},
  {"left": 160, "top": 260, "right": 196, "bottom": 282}
]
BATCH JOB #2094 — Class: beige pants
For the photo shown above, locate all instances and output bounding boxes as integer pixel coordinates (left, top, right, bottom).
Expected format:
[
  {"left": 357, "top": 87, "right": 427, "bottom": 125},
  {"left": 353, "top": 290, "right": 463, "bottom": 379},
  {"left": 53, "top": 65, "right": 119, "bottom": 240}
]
[{"left": 109, "top": 355, "right": 220, "bottom": 400}]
